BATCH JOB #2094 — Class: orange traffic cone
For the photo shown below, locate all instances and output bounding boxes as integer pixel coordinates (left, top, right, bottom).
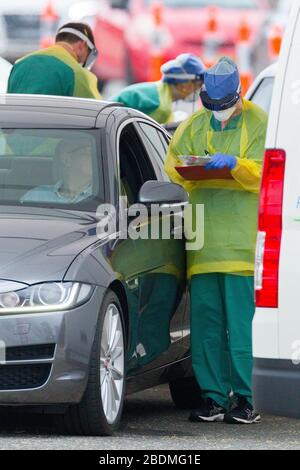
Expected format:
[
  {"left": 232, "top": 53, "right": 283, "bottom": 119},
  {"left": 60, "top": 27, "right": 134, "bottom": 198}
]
[
  {"left": 203, "top": 6, "right": 219, "bottom": 69},
  {"left": 39, "top": 1, "right": 59, "bottom": 49},
  {"left": 268, "top": 25, "right": 283, "bottom": 62},
  {"left": 236, "top": 18, "right": 253, "bottom": 96},
  {"left": 148, "top": 1, "right": 165, "bottom": 82}
]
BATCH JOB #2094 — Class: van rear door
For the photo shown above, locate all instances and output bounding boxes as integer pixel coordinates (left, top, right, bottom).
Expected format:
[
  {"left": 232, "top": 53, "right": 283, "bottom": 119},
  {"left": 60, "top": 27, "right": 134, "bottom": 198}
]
[{"left": 274, "top": 6, "right": 300, "bottom": 362}]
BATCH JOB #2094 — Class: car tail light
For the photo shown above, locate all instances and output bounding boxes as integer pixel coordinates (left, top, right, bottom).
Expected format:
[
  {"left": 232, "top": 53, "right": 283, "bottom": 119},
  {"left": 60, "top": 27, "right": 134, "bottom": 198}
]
[{"left": 255, "top": 149, "right": 286, "bottom": 308}]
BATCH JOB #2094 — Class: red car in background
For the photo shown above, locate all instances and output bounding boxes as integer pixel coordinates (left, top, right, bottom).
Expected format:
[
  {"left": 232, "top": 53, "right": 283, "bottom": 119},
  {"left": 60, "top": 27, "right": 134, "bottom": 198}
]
[{"left": 93, "top": 0, "right": 270, "bottom": 86}]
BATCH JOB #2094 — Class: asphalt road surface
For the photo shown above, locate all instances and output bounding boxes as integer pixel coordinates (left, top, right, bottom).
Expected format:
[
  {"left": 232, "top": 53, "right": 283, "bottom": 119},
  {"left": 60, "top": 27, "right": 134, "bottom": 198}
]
[{"left": 0, "top": 384, "right": 299, "bottom": 450}]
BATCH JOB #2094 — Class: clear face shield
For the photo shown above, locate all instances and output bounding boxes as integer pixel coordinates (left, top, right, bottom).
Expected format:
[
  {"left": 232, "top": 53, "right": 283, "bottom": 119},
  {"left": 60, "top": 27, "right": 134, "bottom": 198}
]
[
  {"left": 84, "top": 46, "right": 98, "bottom": 70},
  {"left": 184, "top": 79, "right": 204, "bottom": 103},
  {"left": 56, "top": 27, "right": 99, "bottom": 70}
]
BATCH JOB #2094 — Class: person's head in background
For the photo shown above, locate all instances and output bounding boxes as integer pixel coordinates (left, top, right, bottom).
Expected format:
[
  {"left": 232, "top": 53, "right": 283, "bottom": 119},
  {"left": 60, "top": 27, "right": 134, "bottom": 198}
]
[
  {"left": 161, "top": 53, "right": 206, "bottom": 102},
  {"left": 200, "top": 56, "right": 243, "bottom": 125},
  {"left": 55, "top": 22, "right": 98, "bottom": 70},
  {"left": 56, "top": 135, "right": 94, "bottom": 198}
]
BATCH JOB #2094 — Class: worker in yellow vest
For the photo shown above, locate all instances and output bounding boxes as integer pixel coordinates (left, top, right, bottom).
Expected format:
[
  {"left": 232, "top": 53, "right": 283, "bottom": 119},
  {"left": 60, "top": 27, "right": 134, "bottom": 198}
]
[
  {"left": 111, "top": 54, "right": 205, "bottom": 124},
  {"left": 8, "top": 22, "right": 101, "bottom": 99},
  {"left": 165, "top": 57, "right": 267, "bottom": 424}
]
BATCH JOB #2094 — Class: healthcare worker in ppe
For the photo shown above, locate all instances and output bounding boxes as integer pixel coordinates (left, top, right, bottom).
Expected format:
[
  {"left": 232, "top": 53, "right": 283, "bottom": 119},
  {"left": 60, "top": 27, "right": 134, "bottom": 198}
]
[
  {"left": 110, "top": 54, "right": 205, "bottom": 124},
  {"left": 7, "top": 22, "right": 101, "bottom": 99},
  {"left": 164, "top": 57, "right": 267, "bottom": 424}
]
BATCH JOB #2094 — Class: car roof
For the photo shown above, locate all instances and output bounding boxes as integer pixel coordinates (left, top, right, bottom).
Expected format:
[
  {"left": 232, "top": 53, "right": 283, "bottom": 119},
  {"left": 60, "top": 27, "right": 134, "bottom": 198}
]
[
  {"left": 257, "top": 62, "right": 278, "bottom": 79},
  {"left": 0, "top": 94, "right": 122, "bottom": 128},
  {"left": 246, "top": 62, "right": 278, "bottom": 100}
]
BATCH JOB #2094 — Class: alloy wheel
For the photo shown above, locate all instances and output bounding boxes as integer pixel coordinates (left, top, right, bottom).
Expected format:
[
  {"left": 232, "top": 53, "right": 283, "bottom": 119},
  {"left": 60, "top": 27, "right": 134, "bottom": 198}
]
[{"left": 100, "top": 303, "right": 125, "bottom": 425}]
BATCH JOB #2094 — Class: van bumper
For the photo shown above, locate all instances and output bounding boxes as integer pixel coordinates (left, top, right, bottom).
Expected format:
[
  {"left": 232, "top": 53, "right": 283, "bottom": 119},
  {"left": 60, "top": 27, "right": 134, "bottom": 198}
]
[{"left": 253, "top": 358, "right": 300, "bottom": 418}]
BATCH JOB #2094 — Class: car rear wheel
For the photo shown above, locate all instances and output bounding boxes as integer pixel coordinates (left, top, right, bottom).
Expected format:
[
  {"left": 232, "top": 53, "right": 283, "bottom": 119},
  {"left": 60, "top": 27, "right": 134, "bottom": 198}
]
[
  {"left": 57, "top": 290, "right": 126, "bottom": 436},
  {"left": 169, "top": 376, "right": 203, "bottom": 410}
]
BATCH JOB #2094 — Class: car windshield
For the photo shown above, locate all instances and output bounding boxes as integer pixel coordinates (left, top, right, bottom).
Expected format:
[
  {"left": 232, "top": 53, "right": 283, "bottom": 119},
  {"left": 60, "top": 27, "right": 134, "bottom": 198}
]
[
  {"left": 0, "top": 129, "right": 104, "bottom": 211},
  {"left": 144, "top": 0, "right": 258, "bottom": 8}
]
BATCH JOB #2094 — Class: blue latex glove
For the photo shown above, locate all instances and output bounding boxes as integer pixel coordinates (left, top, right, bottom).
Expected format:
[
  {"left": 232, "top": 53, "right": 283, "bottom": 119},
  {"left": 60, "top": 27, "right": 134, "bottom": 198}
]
[{"left": 205, "top": 153, "right": 237, "bottom": 170}]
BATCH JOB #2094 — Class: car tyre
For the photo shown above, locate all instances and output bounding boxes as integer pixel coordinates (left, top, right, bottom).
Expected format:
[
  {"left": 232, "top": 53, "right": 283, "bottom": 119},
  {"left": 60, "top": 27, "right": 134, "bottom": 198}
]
[
  {"left": 169, "top": 376, "right": 203, "bottom": 410},
  {"left": 56, "top": 290, "right": 126, "bottom": 436}
]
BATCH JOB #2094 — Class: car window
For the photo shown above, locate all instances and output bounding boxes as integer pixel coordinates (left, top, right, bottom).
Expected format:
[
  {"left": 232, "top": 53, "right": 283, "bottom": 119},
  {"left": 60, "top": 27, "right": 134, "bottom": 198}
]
[
  {"left": 118, "top": 123, "right": 157, "bottom": 204},
  {"left": 136, "top": 122, "right": 170, "bottom": 182},
  {"left": 0, "top": 128, "right": 104, "bottom": 211},
  {"left": 250, "top": 77, "right": 275, "bottom": 114}
]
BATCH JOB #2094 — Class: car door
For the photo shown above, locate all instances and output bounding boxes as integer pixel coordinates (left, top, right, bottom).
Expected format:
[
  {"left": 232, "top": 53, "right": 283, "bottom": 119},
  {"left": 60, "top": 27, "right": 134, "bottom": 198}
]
[
  {"left": 134, "top": 120, "right": 191, "bottom": 359},
  {"left": 106, "top": 116, "right": 187, "bottom": 376}
]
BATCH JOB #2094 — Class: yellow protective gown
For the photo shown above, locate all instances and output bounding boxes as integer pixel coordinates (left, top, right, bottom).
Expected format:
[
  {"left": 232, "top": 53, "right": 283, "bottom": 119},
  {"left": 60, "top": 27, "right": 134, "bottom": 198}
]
[{"left": 164, "top": 99, "right": 268, "bottom": 278}]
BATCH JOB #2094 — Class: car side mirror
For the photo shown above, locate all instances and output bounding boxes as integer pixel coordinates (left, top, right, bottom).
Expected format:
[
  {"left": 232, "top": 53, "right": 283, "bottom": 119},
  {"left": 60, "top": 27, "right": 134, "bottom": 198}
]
[{"left": 138, "top": 181, "right": 188, "bottom": 207}]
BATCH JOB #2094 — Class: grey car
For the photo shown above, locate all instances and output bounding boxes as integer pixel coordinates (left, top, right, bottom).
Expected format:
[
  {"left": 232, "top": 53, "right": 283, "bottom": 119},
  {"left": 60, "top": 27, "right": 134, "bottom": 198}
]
[{"left": 0, "top": 94, "right": 199, "bottom": 436}]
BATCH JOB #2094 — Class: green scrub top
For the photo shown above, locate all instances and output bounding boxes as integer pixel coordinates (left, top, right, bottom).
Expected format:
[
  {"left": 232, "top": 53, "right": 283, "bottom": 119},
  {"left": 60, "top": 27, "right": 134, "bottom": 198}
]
[
  {"left": 7, "top": 45, "right": 101, "bottom": 100},
  {"left": 110, "top": 81, "right": 173, "bottom": 124}
]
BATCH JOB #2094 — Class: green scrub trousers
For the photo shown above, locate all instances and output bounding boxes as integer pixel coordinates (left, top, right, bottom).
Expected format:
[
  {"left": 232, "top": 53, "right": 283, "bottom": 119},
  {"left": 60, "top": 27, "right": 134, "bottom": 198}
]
[{"left": 190, "top": 273, "right": 255, "bottom": 410}]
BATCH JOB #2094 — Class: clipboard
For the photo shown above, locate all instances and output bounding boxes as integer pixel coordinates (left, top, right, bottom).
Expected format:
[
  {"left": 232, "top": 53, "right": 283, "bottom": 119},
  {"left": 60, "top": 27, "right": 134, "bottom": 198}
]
[{"left": 175, "top": 165, "right": 234, "bottom": 181}]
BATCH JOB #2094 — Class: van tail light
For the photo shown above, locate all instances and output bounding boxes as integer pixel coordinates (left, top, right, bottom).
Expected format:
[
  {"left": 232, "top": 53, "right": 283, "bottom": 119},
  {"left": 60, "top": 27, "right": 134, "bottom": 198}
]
[{"left": 255, "top": 149, "right": 286, "bottom": 308}]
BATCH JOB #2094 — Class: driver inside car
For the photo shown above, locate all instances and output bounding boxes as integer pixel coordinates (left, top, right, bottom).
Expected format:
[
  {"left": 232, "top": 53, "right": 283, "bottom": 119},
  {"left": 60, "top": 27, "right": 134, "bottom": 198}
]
[{"left": 22, "top": 136, "right": 94, "bottom": 204}]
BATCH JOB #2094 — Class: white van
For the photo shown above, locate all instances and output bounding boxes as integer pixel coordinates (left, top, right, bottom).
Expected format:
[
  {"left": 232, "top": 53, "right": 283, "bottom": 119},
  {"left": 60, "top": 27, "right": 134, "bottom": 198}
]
[{"left": 253, "top": 0, "right": 300, "bottom": 418}]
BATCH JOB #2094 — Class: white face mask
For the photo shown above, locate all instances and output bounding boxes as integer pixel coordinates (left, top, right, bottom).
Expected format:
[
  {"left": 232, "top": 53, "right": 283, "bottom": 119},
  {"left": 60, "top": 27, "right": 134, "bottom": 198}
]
[{"left": 213, "top": 105, "right": 236, "bottom": 122}]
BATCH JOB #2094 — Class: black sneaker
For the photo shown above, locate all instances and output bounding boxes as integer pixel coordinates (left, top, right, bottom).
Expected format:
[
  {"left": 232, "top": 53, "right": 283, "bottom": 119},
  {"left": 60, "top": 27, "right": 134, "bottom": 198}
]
[
  {"left": 189, "top": 398, "right": 226, "bottom": 423},
  {"left": 224, "top": 396, "right": 261, "bottom": 424}
]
